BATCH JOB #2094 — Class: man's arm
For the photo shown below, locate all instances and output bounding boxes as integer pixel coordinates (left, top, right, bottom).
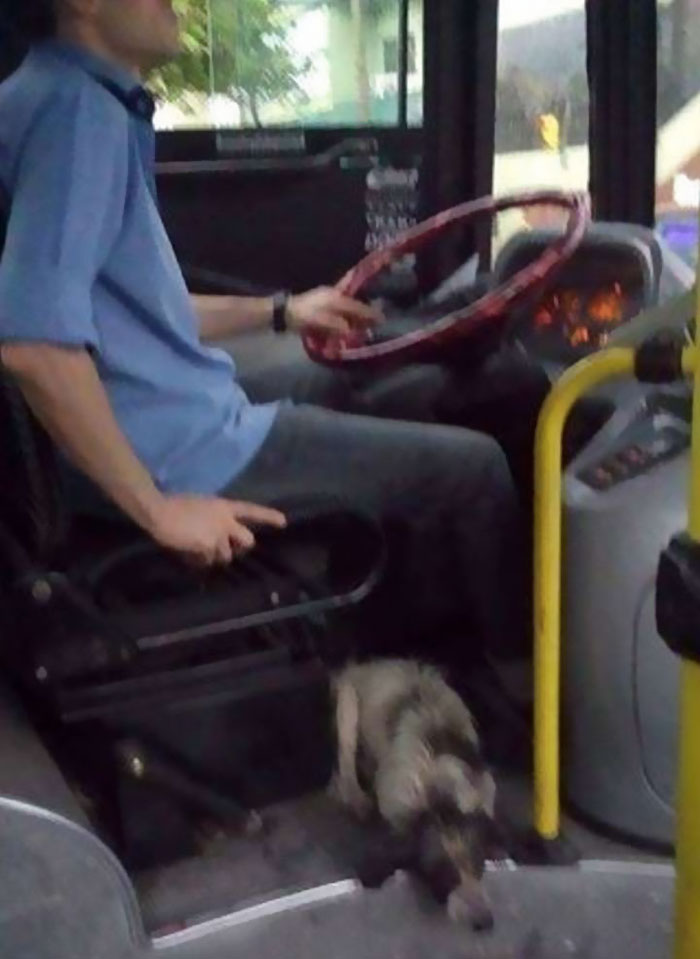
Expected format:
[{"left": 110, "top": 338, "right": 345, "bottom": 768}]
[
  {"left": 0, "top": 92, "right": 284, "bottom": 566},
  {"left": 193, "top": 294, "right": 276, "bottom": 341},
  {"left": 1, "top": 343, "right": 285, "bottom": 565},
  {"left": 193, "top": 288, "right": 382, "bottom": 342}
]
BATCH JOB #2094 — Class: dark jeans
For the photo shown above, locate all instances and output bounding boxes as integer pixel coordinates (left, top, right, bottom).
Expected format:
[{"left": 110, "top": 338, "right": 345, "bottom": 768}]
[
  {"left": 222, "top": 345, "right": 546, "bottom": 658},
  {"left": 235, "top": 342, "right": 549, "bottom": 504}
]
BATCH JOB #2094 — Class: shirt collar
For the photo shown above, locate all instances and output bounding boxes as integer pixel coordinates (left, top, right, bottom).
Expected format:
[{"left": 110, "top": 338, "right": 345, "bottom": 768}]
[{"left": 35, "top": 39, "right": 156, "bottom": 122}]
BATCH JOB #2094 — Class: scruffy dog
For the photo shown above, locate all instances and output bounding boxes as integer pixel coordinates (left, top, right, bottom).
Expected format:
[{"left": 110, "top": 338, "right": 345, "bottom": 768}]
[{"left": 331, "top": 659, "right": 498, "bottom": 930}]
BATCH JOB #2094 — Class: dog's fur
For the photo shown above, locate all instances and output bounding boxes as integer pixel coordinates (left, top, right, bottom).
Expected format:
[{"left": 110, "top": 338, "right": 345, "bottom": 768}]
[{"left": 331, "top": 658, "right": 497, "bottom": 929}]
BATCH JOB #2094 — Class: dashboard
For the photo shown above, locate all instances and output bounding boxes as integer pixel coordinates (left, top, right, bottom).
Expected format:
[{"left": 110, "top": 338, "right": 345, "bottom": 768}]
[
  {"left": 497, "top": 231, "right": 656, "bottom": 365},
  {"left": 375, "top": 224, "right": 691, "bottom": 375}
]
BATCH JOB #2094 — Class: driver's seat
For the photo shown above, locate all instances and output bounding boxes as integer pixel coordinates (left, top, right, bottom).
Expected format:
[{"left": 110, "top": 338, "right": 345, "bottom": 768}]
[{"left": 0, "top": 204, "right": 385, "bottom": 866}]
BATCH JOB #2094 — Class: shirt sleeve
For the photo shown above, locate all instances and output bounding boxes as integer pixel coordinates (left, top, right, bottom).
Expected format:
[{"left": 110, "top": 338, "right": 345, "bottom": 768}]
[{"left": 0, "top": 84, "right": 129, "bottom": 350}]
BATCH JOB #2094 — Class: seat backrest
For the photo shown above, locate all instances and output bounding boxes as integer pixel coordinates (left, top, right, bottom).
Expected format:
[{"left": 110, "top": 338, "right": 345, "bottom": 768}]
[
  {"left": 0, "top": 40, "right": 67, "bottom": 569},
  {"left": 0, "top": 212, "right": 69, "bottom": 566},
  {"left": 0, "top": 13, "right": 28, "bottom": 87}
]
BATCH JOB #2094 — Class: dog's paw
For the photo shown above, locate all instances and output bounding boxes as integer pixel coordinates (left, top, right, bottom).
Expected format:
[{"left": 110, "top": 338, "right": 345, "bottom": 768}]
[
  {"left": 328, "top": 771, "right": 352, "bottom": 804},
  {"left": 329, "top": 774, "right": 373, "bottom": 819}
]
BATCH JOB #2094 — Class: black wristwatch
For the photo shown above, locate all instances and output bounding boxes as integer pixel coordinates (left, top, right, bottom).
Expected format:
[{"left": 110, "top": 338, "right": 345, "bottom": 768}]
[{"left": 271, "top": 291, "right": 290, "bottom": 334}]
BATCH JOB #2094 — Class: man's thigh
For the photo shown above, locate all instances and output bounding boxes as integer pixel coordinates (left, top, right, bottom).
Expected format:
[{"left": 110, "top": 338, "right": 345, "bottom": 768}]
[
  {"left": 235, "top": 336, "right": 353, "bottom": 409},
  {"left": 224, "top": 403, "right": 507, "bottom": 517},
  {"left": 233, "top": 333, "right": 548, "bottom": 498},
  {"left": 234, "top": 333, "right": 452, "bottom": 422},
  {"left": 234, "top": 334, "right": 547, "bottom": 438},
  {"left": 223, "top": 403, "right": 522, "bottom": 654}
]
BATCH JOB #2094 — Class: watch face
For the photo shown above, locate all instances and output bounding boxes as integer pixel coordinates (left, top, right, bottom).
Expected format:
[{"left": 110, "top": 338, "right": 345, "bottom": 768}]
[{"left": 273, "top": 292, "right": 289, "bottom": 332}]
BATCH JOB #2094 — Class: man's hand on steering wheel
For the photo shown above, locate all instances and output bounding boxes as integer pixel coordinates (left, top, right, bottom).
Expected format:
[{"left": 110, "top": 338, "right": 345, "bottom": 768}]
[{"left": 287, "top": 287, "right": 383, "bottom": 337}]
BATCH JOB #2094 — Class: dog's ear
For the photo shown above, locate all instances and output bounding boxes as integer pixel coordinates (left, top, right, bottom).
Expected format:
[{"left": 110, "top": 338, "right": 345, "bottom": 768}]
[
  {"left": 415, "top": 820, "right": 461, "bottom": 904},
  {"left": 354, "top": 830, "right": 419, "bottom": 888}
]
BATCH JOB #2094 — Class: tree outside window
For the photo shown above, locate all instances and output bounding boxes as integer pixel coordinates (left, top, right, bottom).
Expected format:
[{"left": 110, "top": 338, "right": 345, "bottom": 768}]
[{"left": 150, "top": 0, "right": 423, "bottom": 129}]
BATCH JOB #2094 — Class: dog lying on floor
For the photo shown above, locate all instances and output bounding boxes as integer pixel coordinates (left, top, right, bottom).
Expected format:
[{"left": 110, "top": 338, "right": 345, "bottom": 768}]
[{"left": 331, "top": 658, "right": 499, "bottom": 930}]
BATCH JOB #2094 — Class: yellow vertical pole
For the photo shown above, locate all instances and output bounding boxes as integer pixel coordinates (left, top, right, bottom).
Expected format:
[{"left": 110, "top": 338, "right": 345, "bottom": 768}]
[
  {"left": 532, "top": 382, "right": 566, "bottom": 841},
  {"left": 533, "top": 346, "right": 696, "bottom": 843},
  {"left": 532, "top": 350, "right": 635, "bottom": 839},
  {"left": 672, "top": 278, "right": 700, "bottom": 959}
]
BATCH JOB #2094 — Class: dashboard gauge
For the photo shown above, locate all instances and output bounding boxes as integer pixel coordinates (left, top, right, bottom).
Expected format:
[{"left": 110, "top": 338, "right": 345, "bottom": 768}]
[
  {"left": 505, "top": 243, "right": 650, "bottom": 362},
  {"left": 533, "top": 281, "right": 629, "bottom": 353}
]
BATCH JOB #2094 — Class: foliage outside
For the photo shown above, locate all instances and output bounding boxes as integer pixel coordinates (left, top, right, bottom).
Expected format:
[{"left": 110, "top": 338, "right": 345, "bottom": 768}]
[{"left": 150, "top": 0, "right": 311, "bottom": 125}]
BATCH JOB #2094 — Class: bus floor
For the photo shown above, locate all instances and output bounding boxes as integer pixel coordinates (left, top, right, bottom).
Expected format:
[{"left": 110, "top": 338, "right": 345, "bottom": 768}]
[{"left": 135, "top": 767, "right": 672, "bottom": 958}]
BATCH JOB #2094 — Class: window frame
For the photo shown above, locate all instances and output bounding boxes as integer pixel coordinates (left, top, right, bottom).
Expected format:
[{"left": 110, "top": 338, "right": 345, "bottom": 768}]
[
  {"left": 586, "top": 0, "right": 658, "bottom": 226},
  {"left": 383, "top": 35, "right": 416, "bottom": 76},
  {"left": 419, "top": 0, "right": 498, "bottom": 283},
  {"left": 154, "top": 0, "right": 419, "bottom": 159}
]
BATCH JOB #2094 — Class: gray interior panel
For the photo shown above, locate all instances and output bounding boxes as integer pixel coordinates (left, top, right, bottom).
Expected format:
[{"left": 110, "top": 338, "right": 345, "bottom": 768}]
[
  {"left": 0, "top": 680, "right": 89, "bottom": 828},
  {"left": 563, "top": 398, "right": 688, "bottom": 844},
  {"left": 0, "top": 792, "right": 675, "bottom": 959},
  {"left": 634, "top": 587, "right": 681, "bottom": 809},
  {"left": 0, "top": 797, "right": 147, "bottom": 959}
]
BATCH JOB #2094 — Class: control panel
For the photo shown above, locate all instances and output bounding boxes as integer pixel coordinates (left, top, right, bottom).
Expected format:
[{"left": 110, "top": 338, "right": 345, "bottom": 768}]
[
  {"left": 576, "top": 390, "right": 691, "bottom": 492},
  {"left": 578, "top": 425, "right": 689, "bottom": 491}
]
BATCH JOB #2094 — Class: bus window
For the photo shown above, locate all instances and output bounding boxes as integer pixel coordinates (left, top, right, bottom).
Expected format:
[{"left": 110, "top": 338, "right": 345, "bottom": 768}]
[
  {"left": 151, "top": 0, "right": 424, "bottom": 131},
  {"left": 656, "top": 0, "right": 700, "bottom": 267},
  {"left": 493, "top": 0, "right": 590, "bottom": 253}
]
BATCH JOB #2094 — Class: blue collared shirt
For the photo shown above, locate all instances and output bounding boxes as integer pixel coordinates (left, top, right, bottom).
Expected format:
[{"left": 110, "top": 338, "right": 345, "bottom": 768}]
[{"left": 0, "top": 40, "right": 278, "bottom": 500}]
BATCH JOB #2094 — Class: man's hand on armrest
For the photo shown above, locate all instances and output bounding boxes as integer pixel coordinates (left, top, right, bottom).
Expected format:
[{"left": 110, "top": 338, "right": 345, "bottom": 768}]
[
  {"left": 0, "top": 343, "right": 285, "bottom": 565},
  {"left": 146, "top": 496, "right": 286, "bottom": 566}
]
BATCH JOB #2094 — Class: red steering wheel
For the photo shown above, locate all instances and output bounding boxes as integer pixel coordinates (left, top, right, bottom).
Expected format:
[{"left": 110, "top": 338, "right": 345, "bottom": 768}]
[{"left": 303, "top": 189, "right": 590, "bottom": 367}]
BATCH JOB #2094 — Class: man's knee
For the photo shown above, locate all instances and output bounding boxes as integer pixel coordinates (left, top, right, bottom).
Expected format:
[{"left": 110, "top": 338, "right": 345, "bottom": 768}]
[
  {"left": 467, "top": 431, "right": 512, "bottom": 483},
  {"left": 428, "top": 427, "right": 515, "bottom": 500}
]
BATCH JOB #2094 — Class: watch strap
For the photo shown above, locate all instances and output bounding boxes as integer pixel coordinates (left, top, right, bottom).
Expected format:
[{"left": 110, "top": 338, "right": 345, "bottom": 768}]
[{"left": 272, "top": 291, "right": 290, "bottom": 333}]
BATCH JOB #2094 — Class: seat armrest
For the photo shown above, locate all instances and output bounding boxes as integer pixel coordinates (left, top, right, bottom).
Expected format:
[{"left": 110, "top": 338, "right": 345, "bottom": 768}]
[{"left": 19, "top": 502, "right": 385, "bottom": 684}]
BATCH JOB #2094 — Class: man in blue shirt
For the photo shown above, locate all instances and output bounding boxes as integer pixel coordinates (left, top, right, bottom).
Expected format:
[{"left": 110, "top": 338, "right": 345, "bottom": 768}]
[{"left": 0, "top": 0, "right": 526, "bottom": 661}]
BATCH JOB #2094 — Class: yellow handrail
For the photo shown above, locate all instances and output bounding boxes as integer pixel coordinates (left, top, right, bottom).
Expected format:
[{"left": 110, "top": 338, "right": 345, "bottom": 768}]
[
  {"left": 533, "top": 346, "right": 697, "bottom": 841},
  {"left": 672, "top": 279, "right": 700, "bottom": 959}
]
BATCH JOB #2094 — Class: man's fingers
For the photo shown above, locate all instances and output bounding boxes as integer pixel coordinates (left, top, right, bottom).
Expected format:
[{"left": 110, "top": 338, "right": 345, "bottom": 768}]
[
  {"left": 311, "top": 313, "right": 351, "bottom": 336},
  {"left": 332, "top": 293, "right": 383, "bottom": 326},
  {"left": 228, "top": 520, "right": 255, "bottom": 552},
  {"left": 190, "top": 547, "right": 216, "bottom": 568},
  {"left": 216, "top": 537, "right": 234, "bottom": 565},
  {"left": 229, "top": 502, "right": 287, "bottom": 529}
]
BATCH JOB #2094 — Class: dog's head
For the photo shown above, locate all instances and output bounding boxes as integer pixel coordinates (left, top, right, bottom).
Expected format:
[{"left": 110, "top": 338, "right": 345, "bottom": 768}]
[{"left": 415, "top": 763, "right": 499, "bottom": 931}]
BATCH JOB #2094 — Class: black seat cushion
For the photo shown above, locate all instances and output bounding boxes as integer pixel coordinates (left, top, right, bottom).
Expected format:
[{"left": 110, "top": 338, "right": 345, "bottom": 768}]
[{"left": 0, "top": 370, "right": 68, "bottom": 562}]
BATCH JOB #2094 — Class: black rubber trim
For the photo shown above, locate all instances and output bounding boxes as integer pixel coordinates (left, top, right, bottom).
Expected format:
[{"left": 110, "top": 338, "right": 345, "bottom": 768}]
[
  {"left": 634, "top": 332, "right": 685, "bottom": 383},
  {"left": 657, "top": 533, "right": 700, "bottom": 664}
]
